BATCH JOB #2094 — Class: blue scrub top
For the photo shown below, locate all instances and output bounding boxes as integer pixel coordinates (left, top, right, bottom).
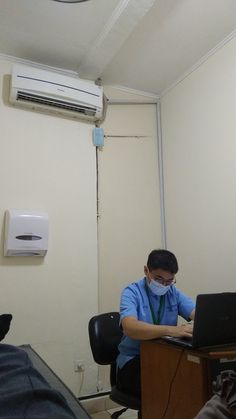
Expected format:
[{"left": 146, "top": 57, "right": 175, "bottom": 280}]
[{"left": 117, "top": 277, "right": 195, "bottom": 369}]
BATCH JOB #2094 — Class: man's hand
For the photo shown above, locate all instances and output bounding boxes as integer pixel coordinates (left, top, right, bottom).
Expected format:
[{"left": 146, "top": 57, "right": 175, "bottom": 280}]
[{"left": 167, "top": 323, "right": 193, "bottom": 338}]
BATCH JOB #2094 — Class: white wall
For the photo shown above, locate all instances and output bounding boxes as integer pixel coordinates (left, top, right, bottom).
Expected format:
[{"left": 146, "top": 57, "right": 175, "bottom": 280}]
[
  {"left": 161, "top": 36, "right": 236, "bottom": 298},
  {"left": 99, "top": 103, "right": 162, "bottom": 314},
  {"left": 0, "top": 58, "right": 98, "bottom": 396}
]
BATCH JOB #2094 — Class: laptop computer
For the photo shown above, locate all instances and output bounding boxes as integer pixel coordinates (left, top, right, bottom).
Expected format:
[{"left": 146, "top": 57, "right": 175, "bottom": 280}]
[{"left": 161, "top": 292, "right": 236, "bottom": 349}]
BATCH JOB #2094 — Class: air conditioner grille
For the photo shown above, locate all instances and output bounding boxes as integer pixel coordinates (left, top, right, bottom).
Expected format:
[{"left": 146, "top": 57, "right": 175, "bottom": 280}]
[{"left": 17, "top": 92, "right": 96, "bottom": 116}]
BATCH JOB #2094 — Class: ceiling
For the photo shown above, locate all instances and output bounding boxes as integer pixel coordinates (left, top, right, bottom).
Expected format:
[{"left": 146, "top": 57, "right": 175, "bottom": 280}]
[{"left": 0, "top": 0, "right": 236, "bottom": 96}]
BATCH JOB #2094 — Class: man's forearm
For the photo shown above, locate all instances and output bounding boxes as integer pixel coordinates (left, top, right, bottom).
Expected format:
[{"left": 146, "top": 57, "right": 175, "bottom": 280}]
[
  {"left": 122, "top": 317, "right": 193, "bottom": 340},
  {"left": 123, "top": 319, "right": 173, "bottom": 340}
]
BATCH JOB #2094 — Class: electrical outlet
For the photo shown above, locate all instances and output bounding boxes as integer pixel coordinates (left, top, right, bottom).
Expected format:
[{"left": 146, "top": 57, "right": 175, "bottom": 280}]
[{"left": 74, "top": 359, "right": 85, "bottom": 372}]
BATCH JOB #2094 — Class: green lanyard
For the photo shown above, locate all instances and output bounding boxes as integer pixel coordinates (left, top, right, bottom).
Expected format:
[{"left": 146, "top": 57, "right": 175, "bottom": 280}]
[{"left": 145, "top": 282, "right": 165, "bottom": 325}]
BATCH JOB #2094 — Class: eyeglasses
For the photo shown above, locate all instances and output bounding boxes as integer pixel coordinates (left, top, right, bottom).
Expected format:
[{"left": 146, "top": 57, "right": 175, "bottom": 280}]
[{"left": 149, "top": 275, "right": 176, "bottom": 286}]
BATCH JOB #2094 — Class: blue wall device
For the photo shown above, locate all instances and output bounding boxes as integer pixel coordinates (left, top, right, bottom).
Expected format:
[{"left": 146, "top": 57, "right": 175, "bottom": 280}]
[{"left": 93, "top": 127, "right": 104, "bottom": 147}]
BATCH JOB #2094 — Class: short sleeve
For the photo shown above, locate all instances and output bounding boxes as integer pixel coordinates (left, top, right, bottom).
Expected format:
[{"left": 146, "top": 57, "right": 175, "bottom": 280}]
[
  {"left": 120, "top": 285, "right": 139, "bottom": 320},
  {"left": 176, "top": 289, "right": 195, "bottom": 320}
]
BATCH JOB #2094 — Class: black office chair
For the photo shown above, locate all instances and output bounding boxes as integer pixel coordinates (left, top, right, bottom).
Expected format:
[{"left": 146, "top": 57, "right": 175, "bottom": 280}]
[{"left": 88, "top": 312, "right": 141, "bottom": 419}]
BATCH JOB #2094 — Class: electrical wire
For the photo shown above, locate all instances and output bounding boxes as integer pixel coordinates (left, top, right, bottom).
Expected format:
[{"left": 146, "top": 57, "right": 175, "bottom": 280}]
[
  {"left": 160, "top": 348, "right": 185, "bottom": 419},
  {"left": 96, "top": 364, "right": 101, "bottom": 392},
  {"left": 77, "top": 371, "right": 84, "bottom": 397}
]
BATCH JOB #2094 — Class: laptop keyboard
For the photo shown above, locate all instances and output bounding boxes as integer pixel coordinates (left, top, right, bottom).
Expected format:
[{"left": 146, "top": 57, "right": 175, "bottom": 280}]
[{"left": 162, "top": 336, "right": 193, "bottom": 347}]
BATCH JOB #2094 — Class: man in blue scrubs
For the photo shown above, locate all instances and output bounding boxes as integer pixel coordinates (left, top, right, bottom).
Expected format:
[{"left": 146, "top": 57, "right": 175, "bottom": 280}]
[{"left": 116, "top": 249, "right": 195, "bottom": 399}]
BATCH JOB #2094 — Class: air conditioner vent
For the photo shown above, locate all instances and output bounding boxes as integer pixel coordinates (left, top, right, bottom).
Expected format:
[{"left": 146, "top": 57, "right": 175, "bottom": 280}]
[{"left": 16, "top": 92, "right": 96, "bottom": 116}]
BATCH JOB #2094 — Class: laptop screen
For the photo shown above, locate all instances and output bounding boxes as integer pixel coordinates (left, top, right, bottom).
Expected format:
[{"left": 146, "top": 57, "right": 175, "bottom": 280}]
[{"left": 192, "top": 292, "right": 236, "bottom": 348}]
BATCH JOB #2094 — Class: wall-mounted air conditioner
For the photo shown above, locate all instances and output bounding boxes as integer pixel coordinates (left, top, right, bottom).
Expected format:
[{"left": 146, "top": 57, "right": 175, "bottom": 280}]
[{"left": 9, "top": 64, "right": 103, "bottom": 122}]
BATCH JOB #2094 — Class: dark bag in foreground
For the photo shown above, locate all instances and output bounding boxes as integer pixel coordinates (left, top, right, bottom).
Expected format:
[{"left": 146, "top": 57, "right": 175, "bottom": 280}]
[{"left": 194, "top": 370, "right": 236, "bottom": 418}]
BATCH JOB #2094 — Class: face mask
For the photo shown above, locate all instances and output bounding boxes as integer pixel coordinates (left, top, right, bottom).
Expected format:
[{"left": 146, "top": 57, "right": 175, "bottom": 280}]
[{"left": 147, "top": 279, "right": 171, "bottom": 296}]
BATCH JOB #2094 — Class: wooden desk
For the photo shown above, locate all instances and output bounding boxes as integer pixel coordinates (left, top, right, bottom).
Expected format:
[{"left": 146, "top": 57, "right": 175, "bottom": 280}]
[{"left": 141, "top": 340, "right": 236, "bottom": 419}]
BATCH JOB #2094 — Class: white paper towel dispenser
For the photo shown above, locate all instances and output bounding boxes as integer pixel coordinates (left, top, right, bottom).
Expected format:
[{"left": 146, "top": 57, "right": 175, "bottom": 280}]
[{"left": 4, "top": 209, "right": 49, "bottom": 256}]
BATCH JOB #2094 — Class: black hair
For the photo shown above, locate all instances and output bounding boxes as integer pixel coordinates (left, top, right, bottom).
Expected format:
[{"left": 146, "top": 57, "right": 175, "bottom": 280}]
[{"left": 147, "top": 249, "right": 178, "bottom": 274}]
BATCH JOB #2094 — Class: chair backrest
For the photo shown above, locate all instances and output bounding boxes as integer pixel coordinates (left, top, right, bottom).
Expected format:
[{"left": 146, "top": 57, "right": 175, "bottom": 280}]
[{"left": 88, "top": 312, "right": 122, "bottom": 365}]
